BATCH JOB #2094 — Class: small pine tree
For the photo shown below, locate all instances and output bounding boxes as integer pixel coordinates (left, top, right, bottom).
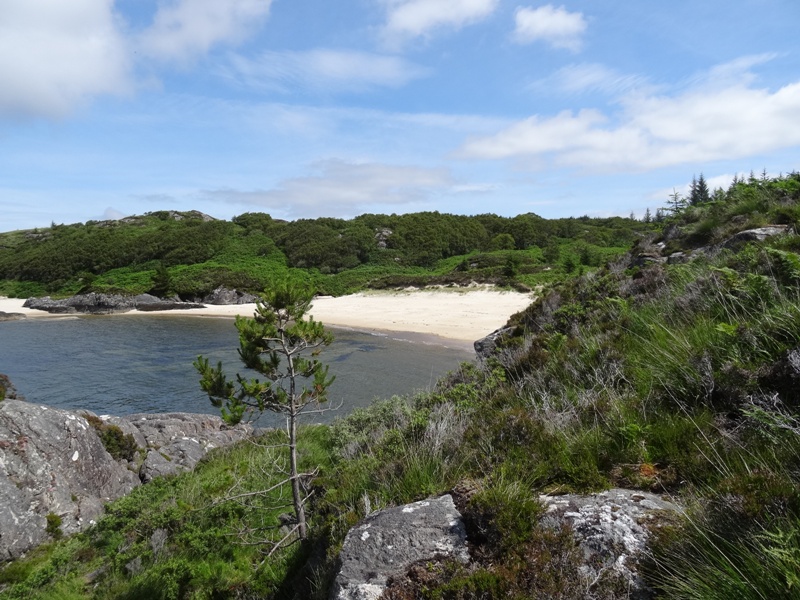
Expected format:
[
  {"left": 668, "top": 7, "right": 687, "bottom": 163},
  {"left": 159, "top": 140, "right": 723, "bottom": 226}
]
[
  {"left": 666, "top": 189, "right": 686, "bottom": 215},
  {"left": 195, "top": 280, "right": 334, "bottom": 544},
  {"left": 643, "top": 207, "right": 652, "bottom": 224}
]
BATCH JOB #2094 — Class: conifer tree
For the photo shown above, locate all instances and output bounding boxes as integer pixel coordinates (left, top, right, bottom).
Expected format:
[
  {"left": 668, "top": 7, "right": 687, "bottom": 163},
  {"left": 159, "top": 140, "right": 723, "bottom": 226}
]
[
  {"left": 194, "top": 280, "right": 334, "bottom": 542},
  {"left": 696, "top": 173, "right": 710, "bottom": 204}
]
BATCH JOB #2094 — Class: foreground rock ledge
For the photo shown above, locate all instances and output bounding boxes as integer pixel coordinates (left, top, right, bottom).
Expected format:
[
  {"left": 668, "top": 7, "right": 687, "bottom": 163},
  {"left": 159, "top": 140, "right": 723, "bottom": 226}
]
[
  {"left": 330, "top": 495, "right": 469, "bottom": 600},
  {"left": 0, "top": 400, "right": 251, "bottom": 560}
]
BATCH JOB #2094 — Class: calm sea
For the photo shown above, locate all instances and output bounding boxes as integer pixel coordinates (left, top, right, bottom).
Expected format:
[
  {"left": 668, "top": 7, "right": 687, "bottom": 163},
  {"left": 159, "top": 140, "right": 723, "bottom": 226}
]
[{"left": 0, "top": 315, "right": 474, "bottom": 428}]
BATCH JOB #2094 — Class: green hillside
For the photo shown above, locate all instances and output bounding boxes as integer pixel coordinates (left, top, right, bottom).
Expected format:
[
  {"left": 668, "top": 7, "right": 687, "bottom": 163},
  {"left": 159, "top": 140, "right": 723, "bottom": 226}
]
[
  {"left": 0, "top": 209, "right": 650, "bottom": 299},
  {"left": 2, "top": 171, "right": 799, "bottom": 599}
]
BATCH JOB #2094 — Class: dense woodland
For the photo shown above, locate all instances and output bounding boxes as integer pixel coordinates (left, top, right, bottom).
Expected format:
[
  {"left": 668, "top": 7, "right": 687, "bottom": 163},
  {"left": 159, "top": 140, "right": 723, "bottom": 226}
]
[
  {"left": 2, "top": 171, "right": 800, "bottom": 599},
  {"left": 0, "top": 208, "right": 650, "bottom": 299}
]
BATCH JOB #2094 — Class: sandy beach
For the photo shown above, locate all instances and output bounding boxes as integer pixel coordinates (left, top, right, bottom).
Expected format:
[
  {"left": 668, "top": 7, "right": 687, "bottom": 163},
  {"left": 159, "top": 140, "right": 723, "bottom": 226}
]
[{"left": 0, "top": 288, "right": 533, "bottom": 344}]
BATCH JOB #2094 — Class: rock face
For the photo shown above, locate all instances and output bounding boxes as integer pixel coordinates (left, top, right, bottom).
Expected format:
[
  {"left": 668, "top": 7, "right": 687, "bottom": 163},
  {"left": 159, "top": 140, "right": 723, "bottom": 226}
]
[
  {"left": 330, "top": 495, "right": 469, "bottom": 600},
  {"left": 539, "top": 489, "right": 681, "bottom": 599},
  {"left": 0, "top": 400, "right": 252, "bottom": 560},
  {"left": 23, "top": 293, "right": 205, "bottom": 315},
  {"left": 0, "top": 401, "right": 139, "bottom": 560}
]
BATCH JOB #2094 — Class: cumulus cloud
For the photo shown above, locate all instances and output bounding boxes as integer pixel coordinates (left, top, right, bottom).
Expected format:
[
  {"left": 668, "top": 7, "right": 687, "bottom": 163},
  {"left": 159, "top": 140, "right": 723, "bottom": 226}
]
[
  {"left": 0, "top": 0, "right": 131, "bottom": 118},
  {"left": 226, "top": 49, "right": 430, "bottom": 93},
  {"left": 381, "top": 0, "right": 499, "bottom": 44},
  {"left": 459, "top": 59, "right": 800, "bottom": 172},
  {"left": 138, "top": 0, "right": 272, "bottom": 64},
  {"left": 202, "top": 159, "right": 454, "bottom": 218},
  {"left": 513, "top": 5, "right": 587, "bottom": 51}
]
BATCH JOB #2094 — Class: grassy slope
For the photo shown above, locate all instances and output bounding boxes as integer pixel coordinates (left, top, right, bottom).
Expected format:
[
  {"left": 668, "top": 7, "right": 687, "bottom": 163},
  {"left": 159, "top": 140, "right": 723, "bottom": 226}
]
[{"left": 2, "top": 173, "right": 800, "bottom": 599}]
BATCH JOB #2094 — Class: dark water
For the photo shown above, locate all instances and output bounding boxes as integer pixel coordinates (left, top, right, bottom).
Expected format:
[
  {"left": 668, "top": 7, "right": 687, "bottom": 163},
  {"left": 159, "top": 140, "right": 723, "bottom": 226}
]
[{"left": 0, "top": 316, "right": 473, "bottom": 427}]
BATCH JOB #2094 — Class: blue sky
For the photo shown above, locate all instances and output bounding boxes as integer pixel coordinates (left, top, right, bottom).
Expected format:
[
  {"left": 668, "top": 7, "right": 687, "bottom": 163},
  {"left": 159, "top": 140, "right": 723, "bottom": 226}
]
[{"left": 2, "top": 0, "right": 799, "bottom": 231}]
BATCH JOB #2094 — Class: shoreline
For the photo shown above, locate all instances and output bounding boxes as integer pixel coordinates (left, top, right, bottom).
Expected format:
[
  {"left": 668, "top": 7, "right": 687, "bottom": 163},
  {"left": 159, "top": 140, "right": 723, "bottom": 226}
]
[{"left": 0, "top": 288, "right": 533, "bottom": 347}]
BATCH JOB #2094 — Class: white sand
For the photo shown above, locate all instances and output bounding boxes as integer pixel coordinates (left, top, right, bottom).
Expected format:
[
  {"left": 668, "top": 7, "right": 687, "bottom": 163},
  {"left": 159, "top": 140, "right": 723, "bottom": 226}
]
[{"left": 0, "top": 288, "right": 533, "bottom": 344}]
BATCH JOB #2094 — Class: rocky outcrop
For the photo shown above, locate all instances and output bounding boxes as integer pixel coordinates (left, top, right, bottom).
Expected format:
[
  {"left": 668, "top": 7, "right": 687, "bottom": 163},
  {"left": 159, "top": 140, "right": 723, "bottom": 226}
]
[
  {"left": 101, "top": 412, "right": 253, "bottom": 483},
  {"left": 0, "top": 401, "right": 139, "bottom": 560},
  {"left": 330, "top": 495, "right": 469, "bottom": 600},
  {"left": 474, "top": 326, "right": 514, "bottom": 360},
  {"left": 23, "top": 293, "right": 205, "bottom": 315},
  {"left": 200, "top": 287, "right": 258, "bottom": 305},
  {"left": 538, "top": 489, "right": 681, "bottom": 599},
  {"left": 0, "top": 400, "right": 252, "bottom": 560}
]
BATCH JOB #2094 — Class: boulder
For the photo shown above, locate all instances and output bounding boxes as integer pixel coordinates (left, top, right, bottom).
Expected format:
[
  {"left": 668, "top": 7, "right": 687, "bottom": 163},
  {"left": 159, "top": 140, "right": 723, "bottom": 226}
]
[
  {"left": 538, "top": 488, "right": 681, "bottom": 599},
  {"left": 0, "top": 401, "right": 139, "bottom": 560},
  {"left": 0, "top": 401, "right": 253, "bottom": 560},
  {"left": 330, "top": 495, "right": 469, "bottom": 600},
  {"left": 474, "top": 326, "right": 514, "bottom": 360},
  {"left": 721, "top": 225, "right": 790, "bottom": 250}
]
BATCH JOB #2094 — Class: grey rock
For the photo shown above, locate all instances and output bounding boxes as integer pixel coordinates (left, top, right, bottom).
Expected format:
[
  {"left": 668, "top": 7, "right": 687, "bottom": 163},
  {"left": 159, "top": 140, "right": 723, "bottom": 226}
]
[
  {"left": 721, "top": 225, "right": 790, "bottom": 250},
  {"left": 23, "top": 293, "right": 204, "bottom": 315},
  {"left": 331, "top": 494, "right": 469, "bottom": 600},
  {"left": 201, "top": 287, "right": 259, "bottom": 305},
  {"left": 629, "top": 252, "right": 667, "bottom": 268},
  {"left": 106, "top": 412, "right": 252, "bottom": 482},
  {"left": 539, "top": 488, "right": 681, "bottom": 599},
  {"left": 0, "top": 400, "right": 252, "bottom": 560},
  {"left": 474, "top": 326, "right": 514, "bottom": 360},
  {"left": 0, "top": 400, "right": 139, "bottom": 560},
  {"left": 667, "top": 252, "right": 688, "bottom": 265}
]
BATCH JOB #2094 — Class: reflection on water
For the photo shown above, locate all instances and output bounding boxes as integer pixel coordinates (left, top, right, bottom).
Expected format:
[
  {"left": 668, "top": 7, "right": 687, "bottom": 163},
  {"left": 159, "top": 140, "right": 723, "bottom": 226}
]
[{"left": 0, "top": 315, "right": 473, "bottom": 428}]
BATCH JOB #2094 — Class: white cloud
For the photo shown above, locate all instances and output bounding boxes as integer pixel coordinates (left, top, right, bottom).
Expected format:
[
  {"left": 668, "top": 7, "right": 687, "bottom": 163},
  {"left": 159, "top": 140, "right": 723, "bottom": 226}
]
[
  {"left": 459, "top": 61, "right": 800, "bottom": 172},
  {"left": 513, "top": 5, "right": 587, "bottom": 51},
  {"left": 531, "top": 63, "right": 649, "bottom": 96},
  {"left": 202, "top": 159, "right": 454, "bottom": 218},
  {"left": 0, "top": 0, "right": 131, "bottom": 118},
  {"left": 382, "top": 0, "right": 499, "bottom": 44},
  {"left": 138, "top": 0, "right": 272, "bottom": 64},
  {"left": 226, "top": 49, "right": 430, "bottom": 92}
]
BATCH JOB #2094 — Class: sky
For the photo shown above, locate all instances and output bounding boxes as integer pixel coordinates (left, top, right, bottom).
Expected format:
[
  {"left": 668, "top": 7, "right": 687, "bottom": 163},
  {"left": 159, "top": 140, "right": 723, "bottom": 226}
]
[{"left": 2, "top": 0, "right": 799, "bottom": 231}]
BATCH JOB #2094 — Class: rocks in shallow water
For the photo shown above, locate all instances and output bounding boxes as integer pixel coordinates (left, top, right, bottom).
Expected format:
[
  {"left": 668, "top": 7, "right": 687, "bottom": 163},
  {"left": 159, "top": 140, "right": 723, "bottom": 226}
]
[
  {"left": 331, "top": 495, "right": 469, "bottom": 600},
  {"left": 0, "top": 400, "right": 252, "bottom": 560},
  {"left": 23, "top": 293, "right": 204, "bottom": 315},
  {"left": 539, "top": 488, "right": 681, "bottom": 599}
]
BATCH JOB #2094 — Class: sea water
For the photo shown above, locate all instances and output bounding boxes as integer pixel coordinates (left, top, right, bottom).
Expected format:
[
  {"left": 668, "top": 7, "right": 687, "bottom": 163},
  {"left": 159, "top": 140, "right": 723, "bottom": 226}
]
[{"left": 0, "top": 315, "right": 473, "bottom": 428}]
